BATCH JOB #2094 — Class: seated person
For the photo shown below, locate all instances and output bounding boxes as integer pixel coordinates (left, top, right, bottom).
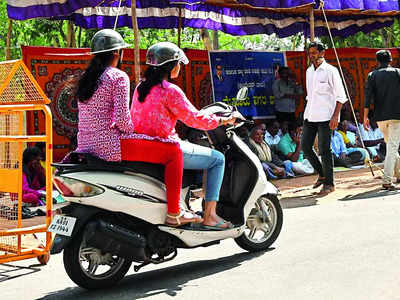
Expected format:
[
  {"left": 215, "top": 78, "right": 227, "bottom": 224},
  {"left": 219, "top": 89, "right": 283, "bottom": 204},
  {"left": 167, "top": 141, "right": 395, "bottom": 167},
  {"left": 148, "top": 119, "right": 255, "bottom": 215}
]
[
  {"left": 337, "top": 121, "right": 369, "bottom": 162},
  {"left": 236, "top": 124, "right": 251, "bottom": 143},
  {"left": 22, "top": 147, "right": 46, "bottom": 206},
  {"left": 358, "top": 118, "right": 385, "bottom": 162},
  {"left": 247, "top": 127, "right": 294, "bottom": 179},
  {"left": 344, "top": 109, "right": 361, "bottom": 133},
  {"left": 264, "top": 121, "right": 282, "bottom": 149},
  {"left": 277, "top": 122, "right": 314, "bottom": 175},
  {"left": 331, "top": 130, "right": 365, "bottom": 168}
]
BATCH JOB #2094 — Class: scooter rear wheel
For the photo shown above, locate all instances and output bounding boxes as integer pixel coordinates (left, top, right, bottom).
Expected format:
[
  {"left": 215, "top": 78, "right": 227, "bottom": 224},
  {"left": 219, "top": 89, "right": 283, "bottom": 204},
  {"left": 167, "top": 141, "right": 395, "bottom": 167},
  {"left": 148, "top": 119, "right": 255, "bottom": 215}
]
[
  {"left": 63, "top": 230, "right": 132, "bottom": 289},
  {"left": 235, "top": 194, "right": 283, "bottom": 252}
]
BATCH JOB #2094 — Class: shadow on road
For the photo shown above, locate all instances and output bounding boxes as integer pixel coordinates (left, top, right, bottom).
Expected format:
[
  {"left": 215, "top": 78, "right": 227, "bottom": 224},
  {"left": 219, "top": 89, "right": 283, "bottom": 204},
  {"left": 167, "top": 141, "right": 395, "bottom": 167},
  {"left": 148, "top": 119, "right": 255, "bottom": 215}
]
[
  {"left": 280, "top": 195, "right": 318, "bottom": 209},
  {"left": 38, "top": 250, "right": 267, "bottom": 300},
  {"left": 338, "top": 188, "right": 399, "bottom": 201},
  {"left": 0, "top": 263, "right": 41, "bottom": 282}
]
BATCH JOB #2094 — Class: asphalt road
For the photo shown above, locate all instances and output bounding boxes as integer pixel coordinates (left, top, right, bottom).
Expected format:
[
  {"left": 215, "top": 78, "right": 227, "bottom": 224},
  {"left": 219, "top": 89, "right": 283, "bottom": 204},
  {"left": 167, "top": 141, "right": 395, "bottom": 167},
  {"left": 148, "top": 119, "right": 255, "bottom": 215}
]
[{"left": 2, "top": 192, "right": 400, "bottom": 300}]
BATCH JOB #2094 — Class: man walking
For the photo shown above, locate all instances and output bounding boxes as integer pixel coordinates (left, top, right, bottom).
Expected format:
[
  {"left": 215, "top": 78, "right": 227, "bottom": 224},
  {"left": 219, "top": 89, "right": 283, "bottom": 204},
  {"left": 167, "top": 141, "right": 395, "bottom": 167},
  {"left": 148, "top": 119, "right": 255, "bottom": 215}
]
[
  {"left": 364, "top": 50, "right": 400, "bottom": 190},
  {"left": 301, "top": 42, "right": 347, "bottom": 195}
]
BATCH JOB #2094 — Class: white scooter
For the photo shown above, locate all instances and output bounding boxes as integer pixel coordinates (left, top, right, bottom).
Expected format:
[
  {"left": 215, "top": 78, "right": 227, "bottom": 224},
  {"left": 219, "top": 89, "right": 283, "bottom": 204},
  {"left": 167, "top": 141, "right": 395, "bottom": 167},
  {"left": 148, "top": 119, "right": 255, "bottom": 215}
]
[{"left": 50, "top": 88, "right": 283, "bottom": 289}]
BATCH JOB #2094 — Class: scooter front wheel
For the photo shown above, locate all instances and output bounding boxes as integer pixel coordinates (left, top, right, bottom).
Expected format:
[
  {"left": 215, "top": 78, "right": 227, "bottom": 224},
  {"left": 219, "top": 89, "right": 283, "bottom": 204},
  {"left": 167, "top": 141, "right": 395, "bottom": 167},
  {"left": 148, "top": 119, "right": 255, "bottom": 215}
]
[
  {"left": 235, "top": 194, "right": 283, "bottom": 252},
  {"left": 63, "top": 230, "right": 132, "bottom": 289}
]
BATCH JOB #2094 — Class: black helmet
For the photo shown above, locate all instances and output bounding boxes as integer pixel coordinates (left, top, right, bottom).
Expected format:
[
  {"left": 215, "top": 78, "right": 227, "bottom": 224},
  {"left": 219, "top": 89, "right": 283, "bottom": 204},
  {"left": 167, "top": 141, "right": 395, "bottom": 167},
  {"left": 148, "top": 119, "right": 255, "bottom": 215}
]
[
  {"left": 146, "top": 42, "right": 189, "bottom": 66},
  {"left": 91, "top": 29, "right": 131, "bottom": 54}
]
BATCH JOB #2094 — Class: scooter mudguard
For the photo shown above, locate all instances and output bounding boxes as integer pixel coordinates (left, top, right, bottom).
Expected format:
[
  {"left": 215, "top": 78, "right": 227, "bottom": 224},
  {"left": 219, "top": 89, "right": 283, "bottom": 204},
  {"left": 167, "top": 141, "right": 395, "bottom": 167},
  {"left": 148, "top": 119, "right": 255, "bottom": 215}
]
[{"left": 50, "top": 203, "right": 103, "bottom": 254}]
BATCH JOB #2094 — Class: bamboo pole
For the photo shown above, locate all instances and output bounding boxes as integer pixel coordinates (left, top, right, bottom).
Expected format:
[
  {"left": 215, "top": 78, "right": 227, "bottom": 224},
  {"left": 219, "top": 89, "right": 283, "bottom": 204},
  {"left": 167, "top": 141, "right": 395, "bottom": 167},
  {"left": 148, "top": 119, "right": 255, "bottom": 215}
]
[
  {"left": 309, "top": 6, "right": 315, "bottom": 42},
  {"left": 200, "top": 29, "right": 213, "bottom": 51},
  {"left": 6, "top": 19, "right": 13, "bottom": 60},
  {"left": 212, "top": 30, "right": 219, "bottom": 50},
  {"left": 131, "top": 0, "right": 141, "bottom": 85},
  {"left": 178, "top": 7, "right": 182, "bottom": 48}
]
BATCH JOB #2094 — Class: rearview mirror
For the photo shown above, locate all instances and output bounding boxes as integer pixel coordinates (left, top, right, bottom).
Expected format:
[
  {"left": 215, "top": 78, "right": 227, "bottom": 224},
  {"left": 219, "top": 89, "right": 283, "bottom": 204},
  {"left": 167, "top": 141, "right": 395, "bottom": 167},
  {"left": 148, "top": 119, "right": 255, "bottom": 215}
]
[{"left": 236, "top": 87, "right": 248, "bottom": 101}]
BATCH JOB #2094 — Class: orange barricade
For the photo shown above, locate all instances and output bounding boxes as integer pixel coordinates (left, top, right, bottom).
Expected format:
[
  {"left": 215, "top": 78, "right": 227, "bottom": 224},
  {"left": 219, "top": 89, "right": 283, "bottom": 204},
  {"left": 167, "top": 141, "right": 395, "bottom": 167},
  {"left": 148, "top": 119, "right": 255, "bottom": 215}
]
[{"left": 0, "top": 60, "right": 52, "bottom": 264}]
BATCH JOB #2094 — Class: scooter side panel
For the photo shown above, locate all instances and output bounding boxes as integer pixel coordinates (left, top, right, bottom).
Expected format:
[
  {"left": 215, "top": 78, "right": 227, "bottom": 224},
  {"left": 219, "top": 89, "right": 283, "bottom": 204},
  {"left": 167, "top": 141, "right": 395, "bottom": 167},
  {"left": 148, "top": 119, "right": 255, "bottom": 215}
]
[
  {"left": 60, "top": 171, "right": 169, "bottom": 224},
  {"left": 229, "top": 134, "right": 278, "bottom": 220}
]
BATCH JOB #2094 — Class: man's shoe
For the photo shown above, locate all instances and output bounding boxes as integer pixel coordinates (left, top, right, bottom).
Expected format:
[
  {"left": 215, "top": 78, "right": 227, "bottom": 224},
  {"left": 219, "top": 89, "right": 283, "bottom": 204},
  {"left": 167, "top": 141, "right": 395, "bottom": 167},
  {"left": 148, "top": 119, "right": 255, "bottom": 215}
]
[
  {"left": 313, "top": 177, "right": 325, "bottom": 189},
  {"left": 318, "top": 184, "right": 335, "bottom": 196}
]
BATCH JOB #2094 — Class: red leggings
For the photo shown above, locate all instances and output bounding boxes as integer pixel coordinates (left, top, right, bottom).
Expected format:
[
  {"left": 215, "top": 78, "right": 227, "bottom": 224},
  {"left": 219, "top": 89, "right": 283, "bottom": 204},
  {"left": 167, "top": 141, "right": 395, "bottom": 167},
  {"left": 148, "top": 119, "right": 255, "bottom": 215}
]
[{"left": 120, "top": 139, "right": 182, "bottom": 214}]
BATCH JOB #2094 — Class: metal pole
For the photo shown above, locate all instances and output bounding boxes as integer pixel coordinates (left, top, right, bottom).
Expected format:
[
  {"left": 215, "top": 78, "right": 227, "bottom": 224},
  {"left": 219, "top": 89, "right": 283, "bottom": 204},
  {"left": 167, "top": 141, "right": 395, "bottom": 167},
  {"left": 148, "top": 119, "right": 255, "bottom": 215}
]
[
  {"left": 131, "top": 0, "right": 141, "bottom": 85},
  {"left": 309, "top": 6, "right": 315, "bottom": 42}
]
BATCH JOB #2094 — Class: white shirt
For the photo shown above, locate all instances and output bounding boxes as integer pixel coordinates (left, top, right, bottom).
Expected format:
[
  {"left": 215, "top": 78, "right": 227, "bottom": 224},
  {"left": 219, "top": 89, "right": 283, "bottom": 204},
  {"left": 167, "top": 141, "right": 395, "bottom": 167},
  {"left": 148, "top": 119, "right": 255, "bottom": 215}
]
[{"left": 304, "top": 59, "right": 347, "bottom": 122}]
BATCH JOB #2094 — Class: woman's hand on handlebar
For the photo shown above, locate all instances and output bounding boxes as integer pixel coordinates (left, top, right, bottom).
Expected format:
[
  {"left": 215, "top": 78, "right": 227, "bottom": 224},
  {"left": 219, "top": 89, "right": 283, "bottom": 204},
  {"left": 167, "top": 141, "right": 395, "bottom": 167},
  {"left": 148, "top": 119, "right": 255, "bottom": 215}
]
[{"left": 220, "top": 111, "right": 245, "bottom": 126}]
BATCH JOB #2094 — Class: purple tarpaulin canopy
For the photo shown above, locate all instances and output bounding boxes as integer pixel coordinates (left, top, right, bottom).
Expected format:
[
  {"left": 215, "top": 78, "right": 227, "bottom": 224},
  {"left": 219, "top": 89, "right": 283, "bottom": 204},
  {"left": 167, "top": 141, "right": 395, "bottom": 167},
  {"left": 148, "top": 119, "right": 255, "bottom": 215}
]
[{"left": 6, "top": 0, "right": 400, "bottom": 37}]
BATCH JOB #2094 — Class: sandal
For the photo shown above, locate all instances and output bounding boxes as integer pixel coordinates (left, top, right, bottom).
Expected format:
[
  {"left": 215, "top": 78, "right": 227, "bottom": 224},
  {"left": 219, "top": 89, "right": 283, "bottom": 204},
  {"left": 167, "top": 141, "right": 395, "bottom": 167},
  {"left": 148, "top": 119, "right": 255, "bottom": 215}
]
[
  {"left": 165, "top": 211, "right": 203, "bottom": 227},
  {"left": 201, "top": 220, "right": 234, "bottom": 231},
  {"left": 313, "top": 177, "right": 325, "bottom": 189},
  {"left": 382, "top": 183, "right": 398, "bottom": 191}
]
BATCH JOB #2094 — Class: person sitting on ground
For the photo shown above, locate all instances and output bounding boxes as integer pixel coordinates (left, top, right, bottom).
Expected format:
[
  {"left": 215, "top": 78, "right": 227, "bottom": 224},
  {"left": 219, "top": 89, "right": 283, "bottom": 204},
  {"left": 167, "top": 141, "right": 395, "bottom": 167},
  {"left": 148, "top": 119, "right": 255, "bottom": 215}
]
[
  {"left": 331, "top": 130, "right": 365, "bottom": 168},
  {"left": 337, "top": 121, "right": 369, "bottom": 162},
  {"left": 247, "top": 127, "right": 287, "bottom": 179},
  {"left": 277, "top": 122, "right": 314, "bottom": 175},
  {"left": 358, "top": 114, "right": 386, "bottom": 162},
  {"left": 22, "top": 147, "right": 46, "bottom": 206},
  {"left": 344, "top": 109, "right": 362, "bottom": 133},
  {"left": 236, "top": 124, "right": 251, "bottom": 143},
  {"left": 280, "top": 120, "right": 289, "bottom": 136},
  {"left": 264, "top": 121, "right": 282, "bottom": 149}
]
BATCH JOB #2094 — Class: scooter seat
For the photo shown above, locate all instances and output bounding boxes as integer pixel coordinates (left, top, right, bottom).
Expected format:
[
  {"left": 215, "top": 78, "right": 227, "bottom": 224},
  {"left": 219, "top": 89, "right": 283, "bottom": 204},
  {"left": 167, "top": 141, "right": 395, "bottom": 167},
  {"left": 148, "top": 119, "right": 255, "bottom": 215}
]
[{"left": 56, "top": 152, "right": 196, "bottom": 188}]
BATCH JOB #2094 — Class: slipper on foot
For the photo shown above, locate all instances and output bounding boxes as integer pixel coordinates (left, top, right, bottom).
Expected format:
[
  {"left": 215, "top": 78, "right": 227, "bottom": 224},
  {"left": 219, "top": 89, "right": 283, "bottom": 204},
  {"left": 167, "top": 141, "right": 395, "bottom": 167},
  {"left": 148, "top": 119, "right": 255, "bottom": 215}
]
[{"left": 201, "top": 221, "right": 234, "bottom": 231}]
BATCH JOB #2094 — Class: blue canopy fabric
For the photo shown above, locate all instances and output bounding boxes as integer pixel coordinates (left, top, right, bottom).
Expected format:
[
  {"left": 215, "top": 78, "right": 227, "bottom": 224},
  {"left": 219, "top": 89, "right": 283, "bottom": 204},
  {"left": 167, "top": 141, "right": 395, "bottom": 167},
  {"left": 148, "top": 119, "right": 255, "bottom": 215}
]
[{"left": 6, "top": 0, "right": 400, "bottom": 37}]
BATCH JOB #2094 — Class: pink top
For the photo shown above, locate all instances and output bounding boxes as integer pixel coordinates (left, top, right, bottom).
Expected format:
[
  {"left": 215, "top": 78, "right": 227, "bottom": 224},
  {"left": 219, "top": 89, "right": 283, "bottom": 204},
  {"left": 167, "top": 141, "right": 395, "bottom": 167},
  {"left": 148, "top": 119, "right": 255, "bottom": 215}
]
[
  {"left": 131, "top": 80, "right": 221, "bottom": 139},
  {"left": 76, "top": 67, "right": 139, "bottom": 161}
]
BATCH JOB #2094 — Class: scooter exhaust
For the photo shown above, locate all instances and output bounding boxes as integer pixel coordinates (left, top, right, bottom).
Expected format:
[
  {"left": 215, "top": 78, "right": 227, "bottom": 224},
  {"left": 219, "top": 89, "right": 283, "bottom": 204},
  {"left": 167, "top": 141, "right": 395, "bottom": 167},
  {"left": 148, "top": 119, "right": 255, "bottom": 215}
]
[{"left": 84, "top": 220, "right": 147, "bottom": 261}]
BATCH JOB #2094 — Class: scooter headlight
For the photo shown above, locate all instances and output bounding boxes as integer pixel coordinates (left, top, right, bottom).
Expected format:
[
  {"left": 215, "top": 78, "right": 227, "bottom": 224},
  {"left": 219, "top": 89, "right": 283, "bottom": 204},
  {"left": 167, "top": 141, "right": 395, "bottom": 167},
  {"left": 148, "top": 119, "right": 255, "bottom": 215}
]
[{"left": 53, "top": 176, "right": 104, "bottom": 197}]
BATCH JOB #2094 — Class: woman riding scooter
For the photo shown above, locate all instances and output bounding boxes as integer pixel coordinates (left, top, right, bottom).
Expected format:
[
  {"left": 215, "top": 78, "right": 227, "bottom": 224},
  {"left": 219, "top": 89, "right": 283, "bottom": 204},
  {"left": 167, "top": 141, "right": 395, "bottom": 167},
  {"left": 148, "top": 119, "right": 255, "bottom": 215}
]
[
  {"left": 75, "top": 29, "right": 200, "bottom": 227},
  {"left": 131, "top": 42, "right": 240, "bottom": 230}
]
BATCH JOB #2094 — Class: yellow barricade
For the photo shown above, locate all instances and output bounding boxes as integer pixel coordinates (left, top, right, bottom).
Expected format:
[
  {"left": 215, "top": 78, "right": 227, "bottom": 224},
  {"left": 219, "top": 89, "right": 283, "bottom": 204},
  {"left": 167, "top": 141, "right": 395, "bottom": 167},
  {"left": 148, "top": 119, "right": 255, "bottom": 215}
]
[{"left": 0, "top": 60, "right": 52, "bottom": 264}]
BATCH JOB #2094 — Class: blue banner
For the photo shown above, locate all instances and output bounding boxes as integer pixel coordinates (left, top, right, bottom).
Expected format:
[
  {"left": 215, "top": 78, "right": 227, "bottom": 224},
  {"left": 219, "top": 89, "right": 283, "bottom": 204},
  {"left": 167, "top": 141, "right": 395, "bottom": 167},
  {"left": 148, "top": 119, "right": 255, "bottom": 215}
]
[{"left": 209, "top": 51, "right": 286, "bottom": 118}]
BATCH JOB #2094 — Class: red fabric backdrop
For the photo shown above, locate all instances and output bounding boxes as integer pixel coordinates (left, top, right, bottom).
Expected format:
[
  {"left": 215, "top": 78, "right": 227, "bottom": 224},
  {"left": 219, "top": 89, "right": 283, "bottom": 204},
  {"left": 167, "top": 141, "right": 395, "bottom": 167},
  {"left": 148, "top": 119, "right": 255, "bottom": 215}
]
[{"left": 22, "top": 46, "right": 400, "bottom": 161}]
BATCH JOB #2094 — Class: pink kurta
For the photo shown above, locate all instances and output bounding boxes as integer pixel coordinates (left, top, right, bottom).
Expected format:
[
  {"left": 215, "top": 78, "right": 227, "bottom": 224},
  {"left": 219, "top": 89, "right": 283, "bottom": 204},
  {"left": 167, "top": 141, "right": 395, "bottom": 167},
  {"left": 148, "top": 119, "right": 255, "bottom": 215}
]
[{"left": 131, "top": 80, "right": 221, "bottom": 138}]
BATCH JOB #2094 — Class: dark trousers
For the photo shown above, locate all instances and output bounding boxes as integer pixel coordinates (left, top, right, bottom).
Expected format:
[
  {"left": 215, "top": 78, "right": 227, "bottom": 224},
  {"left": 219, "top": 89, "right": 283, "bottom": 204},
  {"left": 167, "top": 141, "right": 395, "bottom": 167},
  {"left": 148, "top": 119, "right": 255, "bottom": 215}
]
[{"left": 301, "top": 120, "right": 334, "bottom": 186}]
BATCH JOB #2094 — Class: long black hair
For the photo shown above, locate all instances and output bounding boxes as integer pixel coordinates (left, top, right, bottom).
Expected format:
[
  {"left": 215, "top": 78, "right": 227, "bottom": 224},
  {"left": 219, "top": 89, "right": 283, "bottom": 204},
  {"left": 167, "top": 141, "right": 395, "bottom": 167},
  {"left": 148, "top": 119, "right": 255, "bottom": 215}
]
[
  {"left": 76, "top": 51, "right": 115, "bottom": 102},
  {"left": 137, "top": 61, "right": 178, "bottom": 103}
]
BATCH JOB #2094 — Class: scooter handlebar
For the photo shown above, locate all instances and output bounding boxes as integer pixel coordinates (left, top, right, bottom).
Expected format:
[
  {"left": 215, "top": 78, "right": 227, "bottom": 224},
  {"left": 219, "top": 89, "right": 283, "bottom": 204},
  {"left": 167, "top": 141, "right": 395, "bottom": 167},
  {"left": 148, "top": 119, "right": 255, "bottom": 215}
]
[{"left": 236, "top": 119, "right": 254, "bottom": 125}]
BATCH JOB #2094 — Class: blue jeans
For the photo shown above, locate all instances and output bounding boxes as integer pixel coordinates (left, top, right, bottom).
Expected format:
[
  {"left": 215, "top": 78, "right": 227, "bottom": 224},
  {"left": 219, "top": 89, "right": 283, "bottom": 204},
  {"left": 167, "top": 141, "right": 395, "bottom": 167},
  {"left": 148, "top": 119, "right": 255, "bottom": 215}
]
[{"left": 179, "top": 141, "right": 225, "bottom": 202}]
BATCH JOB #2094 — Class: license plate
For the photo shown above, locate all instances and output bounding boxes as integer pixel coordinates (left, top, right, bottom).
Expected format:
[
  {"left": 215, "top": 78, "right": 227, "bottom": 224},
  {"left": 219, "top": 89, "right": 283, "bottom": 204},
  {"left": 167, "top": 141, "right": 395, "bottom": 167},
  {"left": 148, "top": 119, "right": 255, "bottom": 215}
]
[{"left": 48, "top": 215, "right": 77, "bottom": 236}]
